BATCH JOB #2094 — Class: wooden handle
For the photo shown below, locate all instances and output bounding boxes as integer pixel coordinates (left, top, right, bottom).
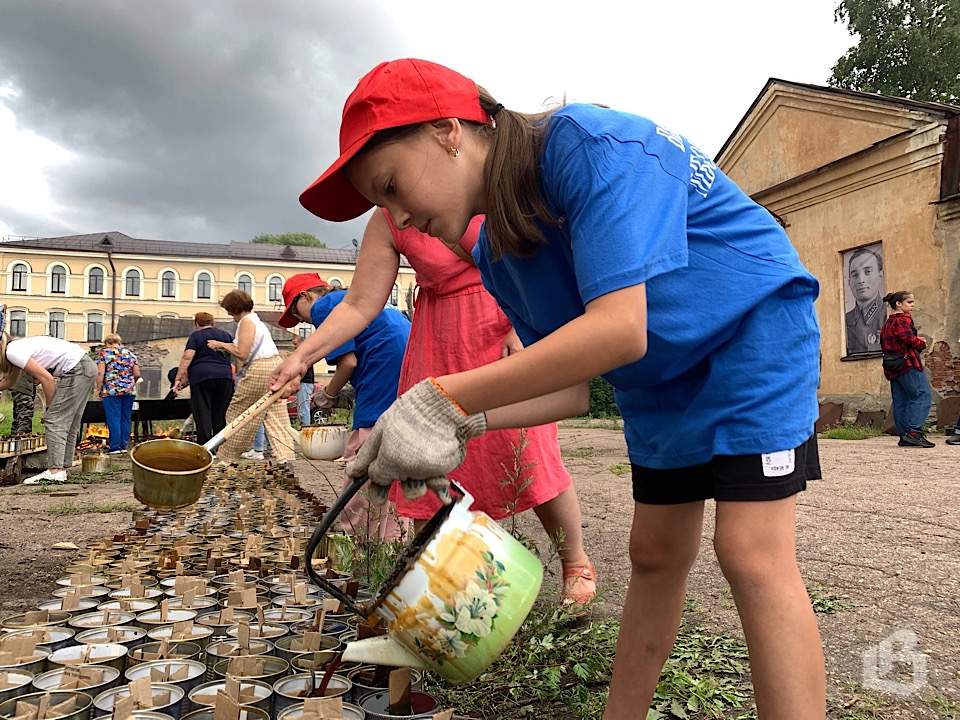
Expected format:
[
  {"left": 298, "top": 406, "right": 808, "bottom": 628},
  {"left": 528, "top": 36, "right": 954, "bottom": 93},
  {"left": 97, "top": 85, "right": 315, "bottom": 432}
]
[{"left": 203, "top": 385, "right": 290, "bottom": 452}]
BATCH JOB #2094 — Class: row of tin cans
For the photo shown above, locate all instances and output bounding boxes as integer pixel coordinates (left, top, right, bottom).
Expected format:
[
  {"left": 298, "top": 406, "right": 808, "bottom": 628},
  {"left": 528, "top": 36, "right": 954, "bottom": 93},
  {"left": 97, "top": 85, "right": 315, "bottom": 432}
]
[{"left": 0, "top": 462, "right": 440, "bottom": 718}]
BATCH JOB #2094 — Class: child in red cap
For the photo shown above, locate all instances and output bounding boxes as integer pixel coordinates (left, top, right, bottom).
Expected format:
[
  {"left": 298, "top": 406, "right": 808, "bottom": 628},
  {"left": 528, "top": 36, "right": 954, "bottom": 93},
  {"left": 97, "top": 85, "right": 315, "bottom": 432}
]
[
  {"left": 273, "top": 59, "right": 825, "bottom": 718},
  {"left": 279, "top": 273, "right": 410, "bottom": 541}
]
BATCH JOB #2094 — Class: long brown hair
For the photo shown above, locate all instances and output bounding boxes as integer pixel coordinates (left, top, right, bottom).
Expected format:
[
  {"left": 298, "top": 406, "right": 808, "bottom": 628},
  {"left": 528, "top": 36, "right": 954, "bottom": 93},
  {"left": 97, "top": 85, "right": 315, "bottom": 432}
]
[
  {"left": 360, "top": 87, "right": 561, "bottom": 261},
  {"left": 476, "top": 86, "right": 561, "bottom": 260}
]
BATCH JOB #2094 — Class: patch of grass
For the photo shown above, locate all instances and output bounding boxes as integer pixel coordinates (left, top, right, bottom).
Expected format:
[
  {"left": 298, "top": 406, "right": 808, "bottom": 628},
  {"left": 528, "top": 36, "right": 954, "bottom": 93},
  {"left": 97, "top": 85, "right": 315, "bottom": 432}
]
[
  {"left": 0, "top": 395, "right": 44, "bottom": 435},
  {"left": 65, "top": 471, "right": 132, "bottom": 485},
  {"left": 820, "top": 423, "right": 885, "bottom": 440},
  {"left": 828, "top": 682, "right": 898, "bottom": 719},
  {"left": 565, "top": 446, "right": 596, "bottom": 459},
  {"left": 428, "top": 603, "right": 618, "bottom": 719},
  {"left": 47, "top": 501, "right": 135, "bottom": 515},
  {"left": 924, "top": 695, "right": 960, "bottom": 719},
  {"left": 428, "top": 598, "right": 758, "bottom": 720},
  {"left": 808, "top": 586, "right": 855, "bottom": 614},
  {"left": 608, "top": 463, "right": 630, "bottom": 476},
  {"left": 648, "top": 622, "right": 754, "bottom": 720}
]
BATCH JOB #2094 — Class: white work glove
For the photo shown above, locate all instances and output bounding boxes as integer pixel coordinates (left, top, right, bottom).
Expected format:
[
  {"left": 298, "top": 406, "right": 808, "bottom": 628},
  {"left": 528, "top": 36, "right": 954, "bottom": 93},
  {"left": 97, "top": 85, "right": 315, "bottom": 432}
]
[
  {"left": 347, "top": 378, "right": 486, "bottom": 504},
  {"left": 313, "top": 387, "right": 339, "bottom": 410}
]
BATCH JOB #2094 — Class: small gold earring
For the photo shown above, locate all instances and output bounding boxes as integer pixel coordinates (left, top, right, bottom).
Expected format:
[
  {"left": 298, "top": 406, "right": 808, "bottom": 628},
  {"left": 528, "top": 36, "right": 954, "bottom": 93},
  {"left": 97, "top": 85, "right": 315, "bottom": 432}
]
[{"left": 449, "top": 147, "right": 460, "bottom": 158}]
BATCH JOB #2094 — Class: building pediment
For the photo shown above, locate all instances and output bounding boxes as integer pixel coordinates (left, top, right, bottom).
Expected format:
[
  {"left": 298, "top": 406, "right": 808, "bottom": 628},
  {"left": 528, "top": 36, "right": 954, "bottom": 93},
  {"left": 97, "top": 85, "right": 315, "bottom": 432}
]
[{"left": 716, "top": 79, "right": 956, "bottom": 196}]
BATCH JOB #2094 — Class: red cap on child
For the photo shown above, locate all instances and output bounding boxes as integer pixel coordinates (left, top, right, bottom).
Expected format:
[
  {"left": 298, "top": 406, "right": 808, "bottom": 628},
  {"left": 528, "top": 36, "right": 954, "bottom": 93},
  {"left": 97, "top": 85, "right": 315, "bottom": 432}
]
[
  {"left": 278, "top": 273, "right": 330, "bottom": 328},
  {"left": 299, "top": 58, "right": 490, "bottom": 222}
]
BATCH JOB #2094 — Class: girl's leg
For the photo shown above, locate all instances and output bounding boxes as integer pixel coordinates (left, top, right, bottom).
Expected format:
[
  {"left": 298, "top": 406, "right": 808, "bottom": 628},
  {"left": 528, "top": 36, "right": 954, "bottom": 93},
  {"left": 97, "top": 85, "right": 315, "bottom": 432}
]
[
  {"left": 532, "top": 485, "right": 590, "bottom": 568},
  {"left": 339, "top": 428, "right": 407, "bottom": 542},
  {"left": 714, "top": 497, "right": 825, "bottom": 719},
  {"left": 604, "top": 501, "right": 705, "bottom": 720},
  {"left": 531, "top": 485, "right": 595, "bottom": 604}
]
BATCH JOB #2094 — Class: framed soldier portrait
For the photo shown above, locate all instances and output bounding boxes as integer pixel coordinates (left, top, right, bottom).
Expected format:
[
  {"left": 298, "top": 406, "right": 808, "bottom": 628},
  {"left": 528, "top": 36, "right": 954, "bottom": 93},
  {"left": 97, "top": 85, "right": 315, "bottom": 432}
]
[{"left": 842, "top": 243, "right": 886, "bottom": 357}]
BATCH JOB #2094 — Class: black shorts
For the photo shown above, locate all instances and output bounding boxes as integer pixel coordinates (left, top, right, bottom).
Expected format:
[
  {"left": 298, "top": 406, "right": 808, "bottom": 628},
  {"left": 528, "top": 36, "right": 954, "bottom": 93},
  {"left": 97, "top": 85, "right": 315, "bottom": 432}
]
[{"left": 632, "top": 434, "right": 821, "bottom": 504}]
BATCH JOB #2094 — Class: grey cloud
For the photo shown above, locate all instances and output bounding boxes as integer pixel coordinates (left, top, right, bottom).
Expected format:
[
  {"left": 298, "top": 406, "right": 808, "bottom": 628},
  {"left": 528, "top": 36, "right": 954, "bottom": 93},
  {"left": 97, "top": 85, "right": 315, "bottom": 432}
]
[{"left": 0, "top": 0, "right": 399, "bottom": 245}]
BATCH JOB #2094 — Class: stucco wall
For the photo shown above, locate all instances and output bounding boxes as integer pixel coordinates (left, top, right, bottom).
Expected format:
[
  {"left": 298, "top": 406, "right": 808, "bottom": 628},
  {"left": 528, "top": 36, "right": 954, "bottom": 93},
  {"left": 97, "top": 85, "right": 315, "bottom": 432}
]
[{"left": 718, "top": 83, "right": 960, "bottom": 418}]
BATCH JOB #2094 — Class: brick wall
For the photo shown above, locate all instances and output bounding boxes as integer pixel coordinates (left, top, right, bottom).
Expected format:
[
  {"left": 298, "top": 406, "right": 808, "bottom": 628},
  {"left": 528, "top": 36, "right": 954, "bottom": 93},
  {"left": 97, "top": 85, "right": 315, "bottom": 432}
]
[{"left": 925, "top": 340, "right": 960, "bottom": 400}]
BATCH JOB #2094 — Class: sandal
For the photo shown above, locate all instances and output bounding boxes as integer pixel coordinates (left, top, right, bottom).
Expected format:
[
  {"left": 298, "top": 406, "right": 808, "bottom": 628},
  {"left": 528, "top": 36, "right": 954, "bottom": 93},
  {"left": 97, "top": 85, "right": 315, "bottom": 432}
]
[{"left": 561, "top": 559, "right": 596, "bottom": 613}]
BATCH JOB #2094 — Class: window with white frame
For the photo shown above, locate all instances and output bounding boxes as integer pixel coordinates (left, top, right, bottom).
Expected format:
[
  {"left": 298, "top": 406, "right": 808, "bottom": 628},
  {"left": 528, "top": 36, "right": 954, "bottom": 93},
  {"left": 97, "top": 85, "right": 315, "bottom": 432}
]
[
  {"left": 197, "top": 272, "right": 212, "bottom": 299},
  {"left": 238, "top": 274, "right": 252, "bottom": 295},
  {"left": 329, "top": 277, "right": 343, "bottom": 289},
  {"left": 269, "top": 276, "right": 283, "bottom": 302},
  {"left": 87, "top": 313, "right": 104, "bottom": 342},
  {"left": 10, "top": 310, "right": 26, "bottom": 337},
  {"left": 161, "top": 271, "right": 176, "bottom": 298},
  {"left": 49, "top": 311, "right": 65, "bottom": 339},
  {"left": 11, "top": 263, "right": 28, "bottom": 292},
  {"left": 391, "top": 284, "right": 399, "bottom": 306},
  {"left": 125, "top": 270, "right": 141, "bottom": 296},
  {"left": 51, "top": 265, "right": 67, "bottom": 294},
  {"left": 89, "top": 267, "right": 104, "bottom": 295}
]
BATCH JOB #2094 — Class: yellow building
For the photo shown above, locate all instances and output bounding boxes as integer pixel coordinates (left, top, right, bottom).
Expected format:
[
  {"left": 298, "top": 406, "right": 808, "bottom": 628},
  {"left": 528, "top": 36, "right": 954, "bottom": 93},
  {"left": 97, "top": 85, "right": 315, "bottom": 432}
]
[
  {"left": 1, "top": 231, "right": 416, "bottom": 343},
  {"left": 717, "top": 80, "right": 960, "bottom": 421}
]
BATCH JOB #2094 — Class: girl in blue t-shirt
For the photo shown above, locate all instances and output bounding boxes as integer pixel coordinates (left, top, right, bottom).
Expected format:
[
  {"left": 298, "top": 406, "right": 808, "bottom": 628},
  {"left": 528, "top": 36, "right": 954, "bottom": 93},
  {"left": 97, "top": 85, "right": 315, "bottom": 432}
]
[
  {"left": 271, "top": 59, "right": 825, "bottom": 718},
  {"left": 277, "top": 272, "right": 411, "bottom": 542}
]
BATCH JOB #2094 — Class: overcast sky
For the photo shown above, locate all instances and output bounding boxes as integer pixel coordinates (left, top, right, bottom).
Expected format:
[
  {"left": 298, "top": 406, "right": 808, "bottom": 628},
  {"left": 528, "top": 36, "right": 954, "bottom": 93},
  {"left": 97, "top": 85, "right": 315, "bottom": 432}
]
[{"left": 0, "top": 0, "right": 855, "bottom": 249}]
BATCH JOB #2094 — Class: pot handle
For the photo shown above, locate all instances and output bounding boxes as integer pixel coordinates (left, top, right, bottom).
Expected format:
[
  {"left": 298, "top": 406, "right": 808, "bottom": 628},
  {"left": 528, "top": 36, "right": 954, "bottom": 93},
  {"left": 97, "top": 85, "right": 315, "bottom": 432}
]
[
  {"left": 304, "top": 477, "right": 469, "bottom": 619},
  {"left": 304, "top": 475, "right": 370, "bottom": 618},
  {"left": 202, "top": 385, "right": 290, "bottom": 453}
]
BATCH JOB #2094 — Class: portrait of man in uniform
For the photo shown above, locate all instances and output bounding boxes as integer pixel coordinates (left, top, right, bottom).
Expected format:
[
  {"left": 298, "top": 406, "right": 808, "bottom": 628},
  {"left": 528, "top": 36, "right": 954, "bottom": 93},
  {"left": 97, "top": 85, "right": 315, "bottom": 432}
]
[{"left": 843, "top": 244, "right": 886, "bottom": 356}]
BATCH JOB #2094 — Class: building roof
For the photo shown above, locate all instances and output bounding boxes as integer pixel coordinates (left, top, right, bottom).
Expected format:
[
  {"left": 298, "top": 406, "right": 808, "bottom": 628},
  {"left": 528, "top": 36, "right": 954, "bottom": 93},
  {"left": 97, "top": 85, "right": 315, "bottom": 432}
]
[
  {"left": 716, "top": 78, "right": 960, "bottom": 160},
  {"left": 116, "top": 313, "right": 292, "bottom": 343},
  {"left": 0, "top": 231, "right": 410, "bottom": 267}
]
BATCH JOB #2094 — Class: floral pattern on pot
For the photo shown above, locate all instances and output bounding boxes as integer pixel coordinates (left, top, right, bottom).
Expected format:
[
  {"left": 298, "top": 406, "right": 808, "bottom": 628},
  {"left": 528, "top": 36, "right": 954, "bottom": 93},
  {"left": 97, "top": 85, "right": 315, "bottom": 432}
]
[{"left": 411, "top": 550, "right": 508, "bottom": 663}]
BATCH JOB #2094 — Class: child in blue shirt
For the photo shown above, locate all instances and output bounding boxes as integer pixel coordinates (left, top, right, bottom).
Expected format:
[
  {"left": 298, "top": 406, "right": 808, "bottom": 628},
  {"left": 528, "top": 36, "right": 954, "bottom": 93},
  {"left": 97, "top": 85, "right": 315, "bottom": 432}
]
[
  {"left": 278, "top": 273, "right": 410, "bottom": 541},
  {"left": 273, "top": 60, "right": 825, "bottom": 718}
]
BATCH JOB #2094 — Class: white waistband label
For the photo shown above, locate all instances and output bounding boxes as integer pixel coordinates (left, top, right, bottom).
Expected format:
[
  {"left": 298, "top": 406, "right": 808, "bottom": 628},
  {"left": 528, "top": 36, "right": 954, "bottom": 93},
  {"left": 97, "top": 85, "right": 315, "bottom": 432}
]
[{"left": 761, "top": 449, "right": 795, "bottom": 477}]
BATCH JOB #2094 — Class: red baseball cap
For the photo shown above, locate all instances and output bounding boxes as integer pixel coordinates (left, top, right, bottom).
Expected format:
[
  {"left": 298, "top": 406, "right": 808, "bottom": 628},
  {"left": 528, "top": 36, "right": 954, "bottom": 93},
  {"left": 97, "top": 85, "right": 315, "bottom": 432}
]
[
  {"left": 299, "top": 58, "right": 491, "bottom": 221},
  {"left": 278, "top": 273, "right": 330, "bottom": 328}
]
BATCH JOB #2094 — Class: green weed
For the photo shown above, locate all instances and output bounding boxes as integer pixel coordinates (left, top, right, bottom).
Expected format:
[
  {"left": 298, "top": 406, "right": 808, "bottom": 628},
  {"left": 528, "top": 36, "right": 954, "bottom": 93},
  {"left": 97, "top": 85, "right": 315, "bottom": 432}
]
[
  {"left": 925, "top": 695, "right": 960, "bottom": 718},
  {"left": 808, "top": 586, "right": 855, "bottom": 614},
  {"left": 647, "top": 622, "right": 754, "bottom": 719},
  {"left": 47, "top": 501, "right": 135, "bottom": 515},
  {"left": 608, "top": 463, "right": 630, "bottom": 476},
  {"left": 821, "top": 423, "right": 885, "bottom": 440},
  {"left": 828, "top": 682, "right": 898, "bottom": 719},
  {"left": 565, "top": 446, "right": 596, "bottom": 459},
  {"left": 428, "top": 598, "right": 758, "bottom": 720}
]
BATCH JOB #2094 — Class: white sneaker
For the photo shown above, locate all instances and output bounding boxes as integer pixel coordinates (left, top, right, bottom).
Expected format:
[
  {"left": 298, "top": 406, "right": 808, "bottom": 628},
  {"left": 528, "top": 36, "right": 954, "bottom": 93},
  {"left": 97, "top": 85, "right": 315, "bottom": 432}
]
[
  {"left": 23, "top": 469, "right": 67, "bottom": 485},
  {"left": 241, "top": 450, "right": 265, "bottom": 460}
]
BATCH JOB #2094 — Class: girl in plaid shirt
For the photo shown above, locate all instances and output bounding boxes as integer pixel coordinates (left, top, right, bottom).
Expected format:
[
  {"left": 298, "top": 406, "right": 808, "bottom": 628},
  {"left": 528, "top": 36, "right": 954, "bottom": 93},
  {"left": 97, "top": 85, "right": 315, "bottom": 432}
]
[{"left": 879, "top": 291, "right": 934, "bottom": 447}]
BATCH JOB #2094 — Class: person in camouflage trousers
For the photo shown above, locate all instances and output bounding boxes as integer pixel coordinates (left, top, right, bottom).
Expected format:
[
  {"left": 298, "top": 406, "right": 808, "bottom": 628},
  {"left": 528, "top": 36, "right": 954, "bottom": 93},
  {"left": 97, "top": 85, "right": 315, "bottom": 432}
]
[{"left": 9, "top": 368, "right": 38, "bottom": 434}]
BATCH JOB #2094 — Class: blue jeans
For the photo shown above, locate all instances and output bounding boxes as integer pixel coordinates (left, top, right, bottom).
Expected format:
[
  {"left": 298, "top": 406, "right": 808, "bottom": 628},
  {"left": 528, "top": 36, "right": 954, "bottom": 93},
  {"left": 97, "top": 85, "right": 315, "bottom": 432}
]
[
  {"left": 103, "top": 393, "right": 135, "bottom": 451},
  {"left": 297, "top": 382, "right": 315, "bottom": 426},
  {"left": 890, "top": 369, "right": 931, "bottom": 436},
  {"left": 253, "top": 424, "right": 272, "bottom": 453}
]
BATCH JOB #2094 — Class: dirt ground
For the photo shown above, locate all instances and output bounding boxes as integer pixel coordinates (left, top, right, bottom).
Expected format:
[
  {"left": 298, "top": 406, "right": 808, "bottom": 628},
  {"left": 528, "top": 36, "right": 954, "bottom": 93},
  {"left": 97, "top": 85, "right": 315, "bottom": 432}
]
[{"left": 1, "top": 423, "right": 958, "bottom": 718}]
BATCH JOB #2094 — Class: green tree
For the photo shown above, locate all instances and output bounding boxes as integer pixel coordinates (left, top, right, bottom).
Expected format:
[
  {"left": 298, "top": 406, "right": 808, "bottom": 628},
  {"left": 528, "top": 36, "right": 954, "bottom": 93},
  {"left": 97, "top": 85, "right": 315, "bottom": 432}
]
[
  {"left": 251, "top": 232, "right": 326, "bottom": 247},
  {"left": 830, "top": 0, "right": 960, "bottom": 104}
]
